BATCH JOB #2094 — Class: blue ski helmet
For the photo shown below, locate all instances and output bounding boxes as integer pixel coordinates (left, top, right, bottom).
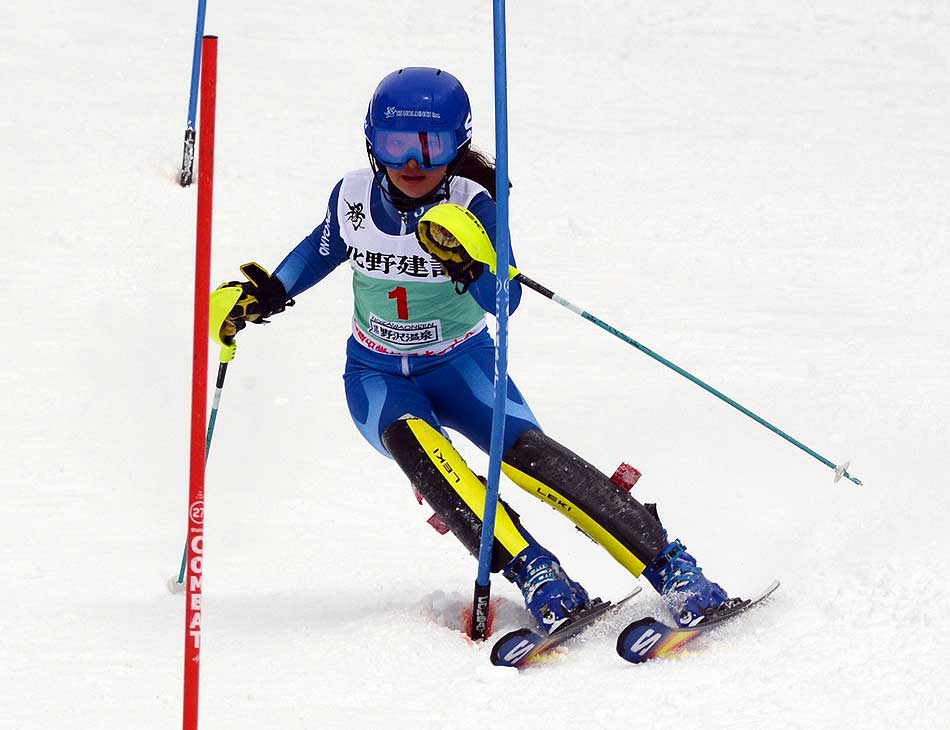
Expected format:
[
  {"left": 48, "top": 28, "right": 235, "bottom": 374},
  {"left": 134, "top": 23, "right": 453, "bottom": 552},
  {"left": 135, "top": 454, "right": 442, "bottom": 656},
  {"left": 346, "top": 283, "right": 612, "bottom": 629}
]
[{"left": 365, "top": 67, "right": 473, "bottom": 171}]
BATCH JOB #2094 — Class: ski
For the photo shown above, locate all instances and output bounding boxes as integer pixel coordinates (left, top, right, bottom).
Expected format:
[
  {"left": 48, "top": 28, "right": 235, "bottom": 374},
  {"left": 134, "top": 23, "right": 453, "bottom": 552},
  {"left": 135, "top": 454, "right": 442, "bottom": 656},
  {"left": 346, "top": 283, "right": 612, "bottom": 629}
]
[
  {"left": 490, "top": 587, "right": 642, "bottom": 668},
  {"left": 616, "top": 580, "right": 780, "bottom": 664}
]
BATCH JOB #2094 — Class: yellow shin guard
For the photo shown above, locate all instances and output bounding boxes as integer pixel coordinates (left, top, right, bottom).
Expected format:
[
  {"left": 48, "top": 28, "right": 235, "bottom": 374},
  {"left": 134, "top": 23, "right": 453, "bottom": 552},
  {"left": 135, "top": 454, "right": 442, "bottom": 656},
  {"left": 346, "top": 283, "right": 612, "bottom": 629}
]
[
  {"left": 382, "top": 417, "right": 530, "bottom": 572},
  {"left": 502, "top": 430, "right": 667, "bottom": 577}
]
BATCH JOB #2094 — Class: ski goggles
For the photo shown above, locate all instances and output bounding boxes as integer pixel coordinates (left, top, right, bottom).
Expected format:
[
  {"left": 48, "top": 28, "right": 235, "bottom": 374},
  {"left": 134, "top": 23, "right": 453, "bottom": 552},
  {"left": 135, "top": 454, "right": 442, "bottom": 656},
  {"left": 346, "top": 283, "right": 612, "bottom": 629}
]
[{"left": 370, "top": 129, "right": 459, "bottom": 170}]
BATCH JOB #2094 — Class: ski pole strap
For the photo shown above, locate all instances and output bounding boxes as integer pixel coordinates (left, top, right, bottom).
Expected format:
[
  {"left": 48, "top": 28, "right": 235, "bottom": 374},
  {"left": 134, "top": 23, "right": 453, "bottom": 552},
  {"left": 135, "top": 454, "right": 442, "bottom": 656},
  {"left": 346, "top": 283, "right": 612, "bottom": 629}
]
[{"left": 514, "top": 274, "right": 862, "bottom": 486}]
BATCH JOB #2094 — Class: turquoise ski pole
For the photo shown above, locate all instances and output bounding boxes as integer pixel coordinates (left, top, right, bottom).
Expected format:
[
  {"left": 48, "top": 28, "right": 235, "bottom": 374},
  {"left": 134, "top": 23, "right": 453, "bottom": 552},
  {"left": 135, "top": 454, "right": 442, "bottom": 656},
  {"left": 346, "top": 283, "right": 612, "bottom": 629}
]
[
  {"left": 514, "top": 272, "right": 862, "bottom": 486},
  {"left": 170, "top": 352, "right": 232, "bottom": 591},
  {"left": 170, "top": 287, "right": 240, "bottom": 594}
]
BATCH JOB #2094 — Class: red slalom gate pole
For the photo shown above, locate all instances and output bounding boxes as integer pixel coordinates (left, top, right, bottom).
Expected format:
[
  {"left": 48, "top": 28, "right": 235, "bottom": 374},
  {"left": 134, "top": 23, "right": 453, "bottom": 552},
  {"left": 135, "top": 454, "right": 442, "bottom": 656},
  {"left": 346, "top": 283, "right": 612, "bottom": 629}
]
[{"left": 184, "top": 34, "right": 217, "bottom": 730}]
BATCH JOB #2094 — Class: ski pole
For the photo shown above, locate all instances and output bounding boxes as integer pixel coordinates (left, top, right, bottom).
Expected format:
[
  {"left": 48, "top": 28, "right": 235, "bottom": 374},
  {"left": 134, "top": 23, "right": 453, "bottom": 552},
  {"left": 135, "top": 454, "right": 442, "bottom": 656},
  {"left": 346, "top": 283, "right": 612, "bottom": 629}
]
[
  {"left": 169, "top": 287, "right": 242, "bottom": 593},
  {"left": 417, "top": 205, "right": 861, "bottom": 487},
  {"left": 514, "top": 272, "right": 862, "bottom": 486},
  {"left": 170, "top": 347, "right": 233, "bottom": 590}
]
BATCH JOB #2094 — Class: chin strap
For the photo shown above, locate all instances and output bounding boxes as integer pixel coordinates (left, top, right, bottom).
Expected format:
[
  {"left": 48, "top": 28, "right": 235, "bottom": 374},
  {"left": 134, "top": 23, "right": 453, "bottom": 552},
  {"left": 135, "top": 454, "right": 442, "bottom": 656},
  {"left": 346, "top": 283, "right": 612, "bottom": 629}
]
[{"left": 378, "top": 169, "right": 450, "bottom": 212}]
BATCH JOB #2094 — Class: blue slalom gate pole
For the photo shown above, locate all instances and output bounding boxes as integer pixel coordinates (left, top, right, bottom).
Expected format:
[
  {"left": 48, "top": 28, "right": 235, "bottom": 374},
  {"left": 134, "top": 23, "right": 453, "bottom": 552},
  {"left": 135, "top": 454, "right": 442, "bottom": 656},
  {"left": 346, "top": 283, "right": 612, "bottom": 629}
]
[
  {"left": 470, "top": 0, "right": 512, "bottom": 640},
  {"left": 178, "top": 0, "right": 208, "bottom": 187}
]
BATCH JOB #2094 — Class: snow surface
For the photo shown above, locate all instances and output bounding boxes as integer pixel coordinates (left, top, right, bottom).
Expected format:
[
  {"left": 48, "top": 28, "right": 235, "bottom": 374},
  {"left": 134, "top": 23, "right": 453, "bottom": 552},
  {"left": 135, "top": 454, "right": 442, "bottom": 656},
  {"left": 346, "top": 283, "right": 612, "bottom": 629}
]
[{"left": 3, "top": 1, "right": 949, "bottom": 728}]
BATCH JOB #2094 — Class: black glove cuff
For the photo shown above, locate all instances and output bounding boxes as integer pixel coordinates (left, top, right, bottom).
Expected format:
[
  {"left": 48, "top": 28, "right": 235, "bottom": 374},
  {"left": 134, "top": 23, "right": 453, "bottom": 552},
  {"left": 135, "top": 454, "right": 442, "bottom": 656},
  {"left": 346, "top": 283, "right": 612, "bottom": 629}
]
[
  {"left": 442, "top": 260, "right": 484, "bottom": 294},
  {"left": 257, "top": 276, "right": 291, "bottom": 319}
]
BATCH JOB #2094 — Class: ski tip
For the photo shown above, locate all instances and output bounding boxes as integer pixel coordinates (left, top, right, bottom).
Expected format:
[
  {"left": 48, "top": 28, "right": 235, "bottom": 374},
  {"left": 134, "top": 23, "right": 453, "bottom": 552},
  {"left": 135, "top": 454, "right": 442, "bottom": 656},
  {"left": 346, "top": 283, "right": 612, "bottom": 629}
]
[
  {"left": 619, "top": 586, "right": 644, "bottom": 604},
  {"left": 716, "top": 579, "right": 780, "bottom": 613},
  {"left": 764, "top": 579, "right": 782, "bottom": 600}
]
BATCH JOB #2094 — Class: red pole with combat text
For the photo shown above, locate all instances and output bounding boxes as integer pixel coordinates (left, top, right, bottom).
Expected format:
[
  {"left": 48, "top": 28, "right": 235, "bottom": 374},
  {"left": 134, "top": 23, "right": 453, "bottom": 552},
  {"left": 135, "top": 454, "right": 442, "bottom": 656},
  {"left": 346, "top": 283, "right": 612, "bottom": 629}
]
[{"left": 183, "top": 34, "right": 217, "bottom": 730}]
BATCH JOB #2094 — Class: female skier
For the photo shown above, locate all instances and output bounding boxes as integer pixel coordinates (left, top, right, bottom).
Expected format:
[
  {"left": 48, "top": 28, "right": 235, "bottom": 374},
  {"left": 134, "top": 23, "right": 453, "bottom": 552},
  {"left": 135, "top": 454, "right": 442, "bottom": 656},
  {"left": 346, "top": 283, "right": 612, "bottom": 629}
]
[{"left": 222, "top": 67, "right": 730, "bottom": 633}]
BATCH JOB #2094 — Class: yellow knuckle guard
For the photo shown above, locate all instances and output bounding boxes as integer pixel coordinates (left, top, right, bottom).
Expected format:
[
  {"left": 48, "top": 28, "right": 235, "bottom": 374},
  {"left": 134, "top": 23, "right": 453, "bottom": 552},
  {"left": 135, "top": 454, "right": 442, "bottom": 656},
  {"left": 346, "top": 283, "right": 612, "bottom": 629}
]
[
  {"left": 209, "top": 286, "right": 242, "bottom": 344},
  {"left": 419, "top": 203, "right": 519, "bottom": 279}
]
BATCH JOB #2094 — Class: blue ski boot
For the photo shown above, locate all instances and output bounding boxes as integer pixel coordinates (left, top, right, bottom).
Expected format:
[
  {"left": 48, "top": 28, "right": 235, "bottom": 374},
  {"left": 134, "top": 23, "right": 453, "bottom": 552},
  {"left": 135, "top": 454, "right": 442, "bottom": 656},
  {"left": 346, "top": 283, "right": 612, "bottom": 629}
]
[
  {"left": 504, "top": 544, "right": 590, "bottom": 634},
  {"left": 642, "top": 539, "right": 730, "bottom": 627}
]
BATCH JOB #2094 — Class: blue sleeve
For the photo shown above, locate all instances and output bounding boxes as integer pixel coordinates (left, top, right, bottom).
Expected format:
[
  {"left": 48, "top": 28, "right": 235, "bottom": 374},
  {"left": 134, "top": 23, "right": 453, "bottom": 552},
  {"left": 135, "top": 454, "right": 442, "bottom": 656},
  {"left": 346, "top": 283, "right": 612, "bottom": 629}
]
[
  {"left": 274, "top": 180, "right": 349, "bottom": 299},
  {"left": 465, "top": 192, "right": 523, "bottom": 315}
]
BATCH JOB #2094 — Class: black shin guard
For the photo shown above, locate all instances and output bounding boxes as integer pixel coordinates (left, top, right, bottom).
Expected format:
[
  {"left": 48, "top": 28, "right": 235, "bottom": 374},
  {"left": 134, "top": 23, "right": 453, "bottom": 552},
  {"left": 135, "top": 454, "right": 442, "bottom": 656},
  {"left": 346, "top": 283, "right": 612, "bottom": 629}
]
[
  {"left": 382, "top": 417, "right": 530, "bottom": 573},
  {"left": 502, "top": 429, "right": 667, "bottom": 575}
]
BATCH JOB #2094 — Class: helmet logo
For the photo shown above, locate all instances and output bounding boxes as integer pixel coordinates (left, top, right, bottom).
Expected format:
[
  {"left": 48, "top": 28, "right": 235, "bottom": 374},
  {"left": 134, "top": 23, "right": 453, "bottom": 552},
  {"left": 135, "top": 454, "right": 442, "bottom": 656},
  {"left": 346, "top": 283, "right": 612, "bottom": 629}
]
[
  {"left": 382, "top": 105, "right": 442, "bottom": 120},
  {"left": 464, "top": 112, "right": 473, "bottom": 139}
]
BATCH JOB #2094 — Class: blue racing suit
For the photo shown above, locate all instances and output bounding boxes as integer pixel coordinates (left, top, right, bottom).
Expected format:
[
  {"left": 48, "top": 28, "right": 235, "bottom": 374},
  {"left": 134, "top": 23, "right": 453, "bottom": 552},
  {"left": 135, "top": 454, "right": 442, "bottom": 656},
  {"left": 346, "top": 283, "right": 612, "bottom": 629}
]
[
  {"left": 274, "top": 170, "right": 540, "bottom": 457},
  {"left": 271, "top": 170, "right": 674, "bottom": 592}
]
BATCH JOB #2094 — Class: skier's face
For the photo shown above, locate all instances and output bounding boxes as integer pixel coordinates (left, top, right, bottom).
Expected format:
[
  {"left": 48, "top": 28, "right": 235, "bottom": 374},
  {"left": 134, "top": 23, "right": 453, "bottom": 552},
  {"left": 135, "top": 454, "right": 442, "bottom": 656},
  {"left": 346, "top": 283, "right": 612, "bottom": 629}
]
[{"left": 385, "top": 158, "right": 447, "bottom": 200}]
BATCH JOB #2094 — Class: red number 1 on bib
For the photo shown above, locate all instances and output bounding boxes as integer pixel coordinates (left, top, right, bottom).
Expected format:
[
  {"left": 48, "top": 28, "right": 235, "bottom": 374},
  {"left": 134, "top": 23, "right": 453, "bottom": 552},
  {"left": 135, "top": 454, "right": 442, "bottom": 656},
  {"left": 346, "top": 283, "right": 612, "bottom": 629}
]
[{"left": 388, "top": 286, "right": 409, "bottom": 320}]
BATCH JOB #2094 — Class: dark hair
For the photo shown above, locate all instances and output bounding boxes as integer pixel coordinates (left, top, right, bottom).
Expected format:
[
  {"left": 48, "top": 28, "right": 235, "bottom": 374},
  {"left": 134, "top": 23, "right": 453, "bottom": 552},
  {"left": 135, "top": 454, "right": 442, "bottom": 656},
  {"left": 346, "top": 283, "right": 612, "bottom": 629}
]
[{"left": 455, "top": 147, "right": 510, "bottom": 200}]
